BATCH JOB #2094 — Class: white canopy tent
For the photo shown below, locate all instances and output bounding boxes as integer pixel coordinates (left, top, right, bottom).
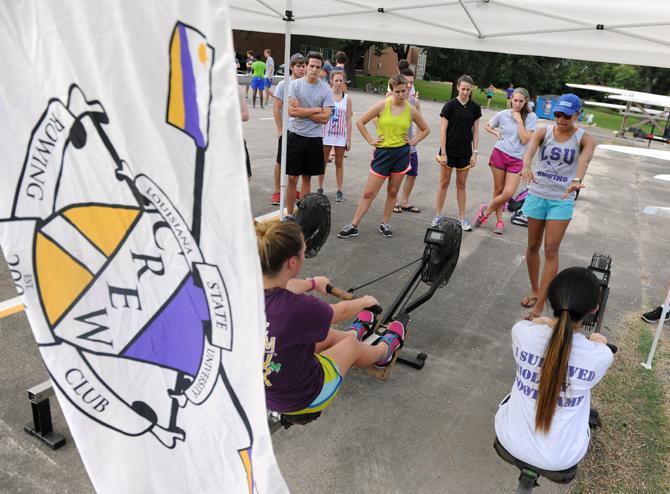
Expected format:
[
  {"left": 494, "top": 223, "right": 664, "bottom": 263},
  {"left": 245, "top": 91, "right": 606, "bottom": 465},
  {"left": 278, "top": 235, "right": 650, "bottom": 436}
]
[{"left": 229, "top": 0, "right": 670, "bottom": 216}]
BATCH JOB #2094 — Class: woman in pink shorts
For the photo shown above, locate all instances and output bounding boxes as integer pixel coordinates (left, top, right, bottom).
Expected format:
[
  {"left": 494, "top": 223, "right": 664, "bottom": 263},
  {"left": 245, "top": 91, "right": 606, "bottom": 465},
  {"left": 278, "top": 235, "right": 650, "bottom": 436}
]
[{"left": 476, "top": 88, "right": 537, "bottom": 234}]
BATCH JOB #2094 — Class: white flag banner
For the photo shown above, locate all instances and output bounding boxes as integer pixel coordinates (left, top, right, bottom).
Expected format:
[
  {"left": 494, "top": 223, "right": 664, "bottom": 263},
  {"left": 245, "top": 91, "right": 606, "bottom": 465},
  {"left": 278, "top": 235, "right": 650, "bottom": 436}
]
[{"left": 0, "top": 2, "right": 287, "bottom": 493}]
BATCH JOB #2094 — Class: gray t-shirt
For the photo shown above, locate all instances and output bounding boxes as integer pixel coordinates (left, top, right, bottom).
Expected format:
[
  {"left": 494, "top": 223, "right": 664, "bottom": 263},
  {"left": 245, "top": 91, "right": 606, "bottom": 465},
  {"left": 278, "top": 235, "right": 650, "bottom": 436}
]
[
  {"left": 530, "top": 126, "right": 585, "bottom": 200},
  {"left": 288, "top": 78, "right": 335, "bottom": 137},
  {"left": 489, "top": 109, "right": 538, "bottom": 159},
  {"left": 265, "top": 56, "right": 274, "bottom": 78}
]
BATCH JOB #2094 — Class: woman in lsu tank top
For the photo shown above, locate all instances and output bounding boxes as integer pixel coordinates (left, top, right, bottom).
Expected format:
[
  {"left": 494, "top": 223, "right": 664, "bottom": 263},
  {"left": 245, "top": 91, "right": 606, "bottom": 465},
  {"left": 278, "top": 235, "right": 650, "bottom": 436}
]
[
  {"left": 519, "top": 93, "right": 596, "bottom": 319},
  {"left": 337, "top": 74, "right": 429, "bottom": 239}
]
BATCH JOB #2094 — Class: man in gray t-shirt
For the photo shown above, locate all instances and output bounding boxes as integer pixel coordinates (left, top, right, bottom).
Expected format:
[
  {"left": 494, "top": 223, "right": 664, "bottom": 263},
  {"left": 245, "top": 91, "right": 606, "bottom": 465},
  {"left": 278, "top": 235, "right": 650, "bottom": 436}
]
[
  {"left": 288, "top": 74, "right": 334, "bottom": 137},
  {"left": 284, "top": 52, "right": 334, "bottom": 215}
]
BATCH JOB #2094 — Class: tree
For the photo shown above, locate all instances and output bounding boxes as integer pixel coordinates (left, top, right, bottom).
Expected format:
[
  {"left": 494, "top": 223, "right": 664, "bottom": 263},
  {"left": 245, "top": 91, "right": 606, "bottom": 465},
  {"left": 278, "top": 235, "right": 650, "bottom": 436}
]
[{"left": 335, "top": 39, "right": 376, "bottom": 85}]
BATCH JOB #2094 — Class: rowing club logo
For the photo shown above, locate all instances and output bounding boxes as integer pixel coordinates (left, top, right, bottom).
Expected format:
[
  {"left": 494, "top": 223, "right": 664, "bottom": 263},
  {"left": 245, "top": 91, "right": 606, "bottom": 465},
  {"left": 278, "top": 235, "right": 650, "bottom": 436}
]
[{"left": 0, "top": 22, "right": 255, "bottom": 492}]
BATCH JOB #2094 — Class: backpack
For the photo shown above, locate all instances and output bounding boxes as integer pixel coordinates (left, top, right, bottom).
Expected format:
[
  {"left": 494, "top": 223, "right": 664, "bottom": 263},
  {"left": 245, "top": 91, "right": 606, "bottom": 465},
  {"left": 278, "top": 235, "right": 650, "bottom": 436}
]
[{"left": 506, "top": 186, "right": 529, "bottom": 213}]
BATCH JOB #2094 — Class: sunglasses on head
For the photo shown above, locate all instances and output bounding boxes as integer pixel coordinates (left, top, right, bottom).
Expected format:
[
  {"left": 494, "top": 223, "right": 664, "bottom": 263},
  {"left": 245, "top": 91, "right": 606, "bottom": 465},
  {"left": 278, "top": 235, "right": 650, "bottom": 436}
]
[{"left": 554, "top": 112, "right": 573, "bottom": 120}]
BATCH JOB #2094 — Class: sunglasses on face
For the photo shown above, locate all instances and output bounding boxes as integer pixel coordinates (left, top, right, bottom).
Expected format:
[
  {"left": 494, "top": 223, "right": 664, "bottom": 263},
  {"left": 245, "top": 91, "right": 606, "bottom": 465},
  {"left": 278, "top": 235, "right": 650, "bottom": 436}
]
[{"left": 554, "top": 112, "right": 572, "bottom": 120}]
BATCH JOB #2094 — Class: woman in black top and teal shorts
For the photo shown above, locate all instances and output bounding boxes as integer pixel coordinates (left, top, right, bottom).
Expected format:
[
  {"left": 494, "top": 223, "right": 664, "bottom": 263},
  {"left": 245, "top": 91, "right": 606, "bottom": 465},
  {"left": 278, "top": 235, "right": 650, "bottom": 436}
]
[{"left": 433, "top": 75, "right": 482, "bottom": 231}]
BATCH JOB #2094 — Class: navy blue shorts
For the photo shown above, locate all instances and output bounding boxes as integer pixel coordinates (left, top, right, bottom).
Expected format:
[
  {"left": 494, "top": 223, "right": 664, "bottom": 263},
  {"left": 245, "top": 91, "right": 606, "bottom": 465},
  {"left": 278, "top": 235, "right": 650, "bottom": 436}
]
[{"left": 370, "top": 145, "right": 411, "bottom": 178}]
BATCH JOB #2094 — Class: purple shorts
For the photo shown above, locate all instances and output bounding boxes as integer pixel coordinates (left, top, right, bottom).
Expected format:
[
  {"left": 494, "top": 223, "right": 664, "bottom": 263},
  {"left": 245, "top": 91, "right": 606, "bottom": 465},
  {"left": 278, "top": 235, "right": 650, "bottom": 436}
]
[
  {"left": 489, "top": 148, "right": 523, "bottom": 174},
  {"left": 406, "top": 152, "right": 419, "bottom": 177}
]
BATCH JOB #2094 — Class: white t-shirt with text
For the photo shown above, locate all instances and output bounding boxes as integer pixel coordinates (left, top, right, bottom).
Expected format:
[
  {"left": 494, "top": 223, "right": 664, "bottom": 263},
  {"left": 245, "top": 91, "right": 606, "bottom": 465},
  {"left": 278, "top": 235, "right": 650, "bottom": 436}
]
[{"left": 495, "top": 320, "right": 613, "bottom": 471}]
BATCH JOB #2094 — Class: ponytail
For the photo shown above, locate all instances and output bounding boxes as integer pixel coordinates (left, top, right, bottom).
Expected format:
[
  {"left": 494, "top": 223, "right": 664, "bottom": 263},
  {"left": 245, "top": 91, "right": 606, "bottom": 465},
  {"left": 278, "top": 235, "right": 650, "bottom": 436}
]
[
  {"left": 534, "top": 267, "right": 600, "bottom": 434},
  {"left": 254, "top": 221, "right": 303, "bottom": 277},
  {"left": 535, "top": 309, "right": 573, "bottom": 433}
]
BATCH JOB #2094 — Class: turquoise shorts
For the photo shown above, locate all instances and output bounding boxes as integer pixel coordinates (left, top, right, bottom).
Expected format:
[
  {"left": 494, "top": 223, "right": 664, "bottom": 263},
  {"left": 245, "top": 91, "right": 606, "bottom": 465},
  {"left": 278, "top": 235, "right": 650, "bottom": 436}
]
[{"left": 522, "top": 193, "right": 574, "bottom": 221}]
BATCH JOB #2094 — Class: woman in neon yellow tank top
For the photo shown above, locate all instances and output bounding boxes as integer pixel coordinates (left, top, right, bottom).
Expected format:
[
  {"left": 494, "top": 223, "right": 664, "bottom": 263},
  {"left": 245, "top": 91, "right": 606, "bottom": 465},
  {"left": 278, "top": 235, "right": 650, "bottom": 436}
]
[{"left": 338, "top": 74, "right": 429, "bottom": 239}]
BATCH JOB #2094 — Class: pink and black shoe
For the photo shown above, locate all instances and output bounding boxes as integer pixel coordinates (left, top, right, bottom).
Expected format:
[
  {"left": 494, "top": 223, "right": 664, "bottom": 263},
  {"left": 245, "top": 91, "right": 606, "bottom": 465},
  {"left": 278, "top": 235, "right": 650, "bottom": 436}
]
[
  {"left": 474, "top": 202, "right": 489, "bottom": 227},
  {"left": 350, "top": 310, "right": 376, "bottom": 341},
  {"left": 375, "top": 319, "right": 406, "bottom": 367}
]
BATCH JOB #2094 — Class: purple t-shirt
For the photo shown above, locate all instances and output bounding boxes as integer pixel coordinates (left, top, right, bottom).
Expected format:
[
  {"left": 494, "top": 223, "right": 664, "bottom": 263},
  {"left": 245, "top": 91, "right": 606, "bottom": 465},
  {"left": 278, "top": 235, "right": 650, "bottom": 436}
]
[{"left": 264, "top": 288, "right": 334, "bottom": 412}]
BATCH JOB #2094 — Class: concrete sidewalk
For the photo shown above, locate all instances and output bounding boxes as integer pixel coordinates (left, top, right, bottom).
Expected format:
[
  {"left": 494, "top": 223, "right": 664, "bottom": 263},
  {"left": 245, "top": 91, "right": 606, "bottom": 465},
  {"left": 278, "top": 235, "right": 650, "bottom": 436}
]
[{"left": 1, "top": 89, "right": 669, "bottom": 493}]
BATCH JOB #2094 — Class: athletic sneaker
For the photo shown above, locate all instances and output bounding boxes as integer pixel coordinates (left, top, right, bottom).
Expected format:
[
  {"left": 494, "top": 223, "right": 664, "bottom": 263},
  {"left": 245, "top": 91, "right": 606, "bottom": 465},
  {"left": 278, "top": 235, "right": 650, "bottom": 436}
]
[
  {"left": 350, "top": 310, "right": 376, "bottom": 341},
  {"left": 270, "top": 192, "right": 280, "bottom": 205},
  {"left": 460, "top": 218, "right": 472, "bottom": 231},
  {"left": 641, "top": 306, "right": 670, "bottom": 323},
  {"left": 375, "top": 320, "right": 406, "bottom": 367},
  {"left": 493, "top": 221, "right": 505, "bottom": 235},
  {"left": 474, "top": 202, "right": 489, "bottom": 227},
  {"left": 281, "top": 214, "right": 294, "bottom": 222},
  {"left": 337, "top": 224, "right": 359, "bottom": 238},
  {"left": 379, "top": 223, "right": 393, "bottom": 238},
  {"left": 431, "top": 215, "right": 442, "bottom": 227},
  {"left": 317, "top": 188, "right": 324, "bottom": 195},
  {"left": 335, "top": 191, "right": 344, "bottom": 202}
]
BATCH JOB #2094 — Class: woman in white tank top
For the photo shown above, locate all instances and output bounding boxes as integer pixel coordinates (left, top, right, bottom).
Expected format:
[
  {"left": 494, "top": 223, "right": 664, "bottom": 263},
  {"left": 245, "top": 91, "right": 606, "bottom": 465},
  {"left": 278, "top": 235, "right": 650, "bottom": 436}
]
[
  {"left": 519, "top": 93, "right": 596, "bottom": 319},
  {"left": 318, "top": 71, "right": 352, "bottom": 202}
]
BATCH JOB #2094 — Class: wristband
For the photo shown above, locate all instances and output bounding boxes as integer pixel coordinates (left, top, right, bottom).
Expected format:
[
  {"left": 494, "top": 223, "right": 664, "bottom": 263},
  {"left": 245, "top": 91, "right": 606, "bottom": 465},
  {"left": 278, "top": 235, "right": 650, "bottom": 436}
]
[
  {"left": 307, "top": 278, "right": 316, "bottom": 291},
  {"left": 472, "top": 149, "right": 478, "bottom": 153},
  {"left": 571, "top": 177, "right": 583, "bottom": 184}
]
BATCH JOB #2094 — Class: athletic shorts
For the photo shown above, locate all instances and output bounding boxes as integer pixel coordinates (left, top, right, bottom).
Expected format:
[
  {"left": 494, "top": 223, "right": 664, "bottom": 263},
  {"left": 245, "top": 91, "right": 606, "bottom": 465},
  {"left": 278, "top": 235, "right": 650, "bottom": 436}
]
[
  {"left": 522, "top": 193, "right": 574, "bottom": 221},
  {"left": 370, "top": 145, "right": 411, "bottom": 178},
  {"left": 284, "top": 354, "right": 342, "bottom": 415},
  {"left": 265, "top": 77, "right": 273, "bottom": 89},
  {"left": 286, "top": 131, "right": 325, "bottom": 176},
  {"left": 437, "top": 151, "right": 471, "bottom": 170},
  {"left": 275, "top": 136, "right": 283, "bottom": 164},
  {"left": 490, "top": 148, "right": 523, "bottom": 174},
  {"left": 406, "top": 151, "right": 419, "bottom": 177},
  {"left": 251, "top": 76, "right": 264, "bottom": 90}
]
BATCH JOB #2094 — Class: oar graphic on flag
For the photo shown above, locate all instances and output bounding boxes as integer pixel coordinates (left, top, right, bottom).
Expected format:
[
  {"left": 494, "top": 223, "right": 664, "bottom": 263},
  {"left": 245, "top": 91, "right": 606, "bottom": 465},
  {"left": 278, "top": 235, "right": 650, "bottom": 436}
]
[
  {"left": 167, "top": 21, "right": 213, "bottom": 243},
  {"left": 166, "top": 23, "right": 255, "bottom": 492}
]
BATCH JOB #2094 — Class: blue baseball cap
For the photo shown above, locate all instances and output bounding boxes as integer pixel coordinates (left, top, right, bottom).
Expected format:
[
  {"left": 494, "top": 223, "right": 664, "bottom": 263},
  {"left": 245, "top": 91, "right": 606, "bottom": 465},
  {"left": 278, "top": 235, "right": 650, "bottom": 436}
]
[{"left": 554, "top": 93, "right": 582, "bottom": 116}]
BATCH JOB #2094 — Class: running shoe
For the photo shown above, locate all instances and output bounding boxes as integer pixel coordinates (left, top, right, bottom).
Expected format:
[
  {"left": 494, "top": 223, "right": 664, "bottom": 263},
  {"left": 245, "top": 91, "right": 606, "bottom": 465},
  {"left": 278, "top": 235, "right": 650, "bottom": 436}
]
[
  {"left": 375, "top": 320, "right": 406, "bottom": 367},
  {"left": 641, "top": 306, "right": 670, "bottom": 323},
  {"left": 337, "top": 224, "right": 359, "bottom": 238},
  {"left": 493, "top": 221, "right": 505, "bottom": 235},
  {"left": 282, "top": 214, "right": 294, "bottom": 222},
  {"left": 317, "top": 188, "right": 324, "bottom": 195},
  {"left": 350, "top": 310, "right": 376, "bottom": 341},
  {"left": 474, "top": 202, "right": 489, "bottom": 227},
  {"left": 270, "top": 192, "right": 280, "bottom": 205},
  {"left": 431, "top": 215, "right": 442, "bottom": 227},
  {"left": 335, "top": 191, "right": 344, "bottom": 202},
  {"left": 460, "top": 218, "right": 472, "bottom": 231},
  {"left": 379, "top": 223, "right": 393, "bottom": 238}
]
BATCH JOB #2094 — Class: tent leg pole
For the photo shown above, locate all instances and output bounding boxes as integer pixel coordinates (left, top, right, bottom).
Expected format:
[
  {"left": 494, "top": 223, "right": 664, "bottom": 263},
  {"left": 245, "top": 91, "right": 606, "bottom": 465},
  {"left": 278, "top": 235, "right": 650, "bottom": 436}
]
[{"left": 279, "top": 2, "right": 293, "bottom": 219}]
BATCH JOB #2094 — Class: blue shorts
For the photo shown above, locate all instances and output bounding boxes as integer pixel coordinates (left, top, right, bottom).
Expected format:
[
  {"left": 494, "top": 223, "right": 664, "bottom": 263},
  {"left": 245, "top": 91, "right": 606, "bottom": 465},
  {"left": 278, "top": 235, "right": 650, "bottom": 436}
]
[
  {"left": 522, "top": 193, "right": 574, "bottom": 221},
  {"left": 406, "top": 152, "right": 419, "bottom": 177},
  {"left": 264, "top": 77, "right": 273, "bottom": 89},
  {"left": 370, "top": 145, "right": 411, "bottom": 178},
  {"left": 251, "top": 76, "right": 264, "bottom": 90}
]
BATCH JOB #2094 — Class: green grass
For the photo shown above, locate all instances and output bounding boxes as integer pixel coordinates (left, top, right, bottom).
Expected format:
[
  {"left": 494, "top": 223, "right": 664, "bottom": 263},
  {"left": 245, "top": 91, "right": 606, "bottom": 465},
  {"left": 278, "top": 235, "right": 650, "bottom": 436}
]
[
  {"left": 572, "top": 318, "right": 670, "bottom": 493},
  {"left": 354, "top": 76, "right": 656, "bottom": 134}
]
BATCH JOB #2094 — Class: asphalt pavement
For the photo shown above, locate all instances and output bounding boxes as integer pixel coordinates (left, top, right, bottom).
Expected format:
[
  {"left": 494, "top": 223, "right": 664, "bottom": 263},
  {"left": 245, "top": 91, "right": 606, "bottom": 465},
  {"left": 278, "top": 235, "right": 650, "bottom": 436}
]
[{"left": 1, "top": 89, "right": 669, "bottom": 493}]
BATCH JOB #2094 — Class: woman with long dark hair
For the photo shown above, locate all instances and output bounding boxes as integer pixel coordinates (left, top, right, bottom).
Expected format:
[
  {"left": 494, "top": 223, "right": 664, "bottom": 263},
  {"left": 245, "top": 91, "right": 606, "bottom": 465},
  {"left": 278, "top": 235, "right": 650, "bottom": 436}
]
[{"left": 495, "top": 267, "right": 613, "bottom": 471}]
